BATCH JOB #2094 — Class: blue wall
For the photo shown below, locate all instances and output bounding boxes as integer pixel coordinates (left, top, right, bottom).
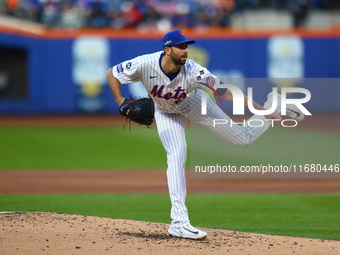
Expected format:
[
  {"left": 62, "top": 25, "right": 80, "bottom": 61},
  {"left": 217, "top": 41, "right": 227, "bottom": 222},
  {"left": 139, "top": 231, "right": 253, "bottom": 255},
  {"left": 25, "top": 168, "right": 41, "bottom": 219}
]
[{"left": 0, "top": 32, "right": 339, "bottom": 114}]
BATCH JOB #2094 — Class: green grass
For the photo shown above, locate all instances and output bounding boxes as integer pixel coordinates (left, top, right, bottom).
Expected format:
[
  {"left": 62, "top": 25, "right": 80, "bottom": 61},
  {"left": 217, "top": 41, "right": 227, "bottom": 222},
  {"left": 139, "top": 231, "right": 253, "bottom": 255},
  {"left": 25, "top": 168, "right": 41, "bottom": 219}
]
[
  {"left": 1, "top": 193, "right": 339, "bottom": 240},
  {"left": 0, "top": 127, "right": 166, "bottom": 170},
  {"left": 0, "top": 126, "right": 339, "bottom": 170},
  {"left": 190, "top": 126, "right": 340, "bottom": 168}
]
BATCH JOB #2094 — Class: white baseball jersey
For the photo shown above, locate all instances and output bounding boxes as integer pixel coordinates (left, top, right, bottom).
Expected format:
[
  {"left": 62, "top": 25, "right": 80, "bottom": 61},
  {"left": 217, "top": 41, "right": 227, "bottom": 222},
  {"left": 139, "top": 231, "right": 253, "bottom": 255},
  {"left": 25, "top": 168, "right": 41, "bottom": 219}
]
[
  {"left": 112, "top": 51, "right": 218, "bottom": 113},
  {"left": 111, "top": 51, "right": 272, "bottom": 229}
]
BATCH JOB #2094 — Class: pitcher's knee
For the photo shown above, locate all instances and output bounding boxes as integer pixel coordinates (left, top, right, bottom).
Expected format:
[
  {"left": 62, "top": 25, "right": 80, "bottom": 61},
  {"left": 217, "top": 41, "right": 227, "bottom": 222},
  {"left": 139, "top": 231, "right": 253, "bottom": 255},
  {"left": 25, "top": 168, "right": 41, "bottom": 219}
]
[
  {"left": 228, "top": 137, "right": 252, "bottom": 147},
  {"left": 168, "top": 146, "right": 187, "bottom": 160},
  {"left": 234, "top": 141, "right": 251, "bottom": 147}
]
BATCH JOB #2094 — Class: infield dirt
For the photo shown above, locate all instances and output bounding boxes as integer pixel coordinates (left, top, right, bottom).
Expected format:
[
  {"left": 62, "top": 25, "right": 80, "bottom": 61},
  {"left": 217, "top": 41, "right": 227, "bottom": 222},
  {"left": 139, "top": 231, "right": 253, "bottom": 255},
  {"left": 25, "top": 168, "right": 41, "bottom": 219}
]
[{"left": 0, "top": 211, "right": 339, "bottom": 255}]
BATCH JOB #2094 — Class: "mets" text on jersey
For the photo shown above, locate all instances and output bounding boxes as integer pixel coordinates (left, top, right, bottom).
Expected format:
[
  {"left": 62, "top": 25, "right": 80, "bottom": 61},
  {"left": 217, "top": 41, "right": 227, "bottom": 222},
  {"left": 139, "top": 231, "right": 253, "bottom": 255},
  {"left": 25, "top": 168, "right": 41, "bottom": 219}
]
[{"left": 150, "top": 85, "right": 187, "bottom": 104}]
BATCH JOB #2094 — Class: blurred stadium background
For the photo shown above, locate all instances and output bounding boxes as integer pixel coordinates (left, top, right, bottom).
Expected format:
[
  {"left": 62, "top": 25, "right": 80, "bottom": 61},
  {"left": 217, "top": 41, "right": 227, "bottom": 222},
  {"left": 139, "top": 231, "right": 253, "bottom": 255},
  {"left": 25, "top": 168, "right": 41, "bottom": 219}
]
[{"left": 0, "top": 0, "right": 339, "bottom": 115}]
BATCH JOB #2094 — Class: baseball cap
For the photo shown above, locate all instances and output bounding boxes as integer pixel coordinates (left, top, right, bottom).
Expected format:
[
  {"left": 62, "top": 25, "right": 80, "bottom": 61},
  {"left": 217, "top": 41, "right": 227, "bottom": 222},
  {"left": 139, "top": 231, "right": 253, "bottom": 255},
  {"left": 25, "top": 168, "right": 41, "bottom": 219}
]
[{"left": 162, "top": 30, "right": 196, "bottom": 48}]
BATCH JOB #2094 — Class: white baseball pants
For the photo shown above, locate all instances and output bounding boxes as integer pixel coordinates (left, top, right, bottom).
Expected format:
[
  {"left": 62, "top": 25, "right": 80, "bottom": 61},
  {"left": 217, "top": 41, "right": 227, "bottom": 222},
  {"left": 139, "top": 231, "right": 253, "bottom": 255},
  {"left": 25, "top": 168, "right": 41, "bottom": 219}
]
[{"left": 155, "top": 89, "right": 271, "bottom": 227}]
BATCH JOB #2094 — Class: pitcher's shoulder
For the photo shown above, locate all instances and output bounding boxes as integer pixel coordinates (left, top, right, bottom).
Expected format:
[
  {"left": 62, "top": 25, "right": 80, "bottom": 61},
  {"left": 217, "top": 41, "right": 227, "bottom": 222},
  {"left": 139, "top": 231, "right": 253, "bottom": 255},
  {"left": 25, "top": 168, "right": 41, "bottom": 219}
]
[
  {"left": 185, "top": 59, "right": 206, "bottom": 76},
  {"left": 185, "top": 58, "right": 196, "bottom": 69},
  {"left": 139, "top": 51, "right": 163, "bottom": 63}
]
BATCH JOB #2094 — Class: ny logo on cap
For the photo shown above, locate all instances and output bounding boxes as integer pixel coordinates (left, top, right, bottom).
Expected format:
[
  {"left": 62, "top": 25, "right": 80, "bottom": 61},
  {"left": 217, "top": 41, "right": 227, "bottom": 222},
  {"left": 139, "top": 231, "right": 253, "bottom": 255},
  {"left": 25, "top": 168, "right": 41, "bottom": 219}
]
[{"left": 180, "top": 32, "right": 185, "bottom": 37}]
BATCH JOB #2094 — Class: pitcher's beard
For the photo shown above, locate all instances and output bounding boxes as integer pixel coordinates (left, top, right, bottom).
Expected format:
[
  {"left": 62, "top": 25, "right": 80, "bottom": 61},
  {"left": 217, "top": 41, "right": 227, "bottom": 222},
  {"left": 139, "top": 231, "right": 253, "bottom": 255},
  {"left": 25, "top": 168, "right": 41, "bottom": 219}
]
[{"left": 171, "top": 53, "right": 187, "bottom": 65}]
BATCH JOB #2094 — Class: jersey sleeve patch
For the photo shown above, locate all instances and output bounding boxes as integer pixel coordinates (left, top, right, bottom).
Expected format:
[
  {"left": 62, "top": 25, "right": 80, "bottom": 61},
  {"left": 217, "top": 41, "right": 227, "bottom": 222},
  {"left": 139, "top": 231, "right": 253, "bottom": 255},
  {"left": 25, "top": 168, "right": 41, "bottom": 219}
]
[
  {"left": 126, "top": 62, "right": 132, "bottom": 69},
  {"left": 117, "top": 63, "right": 124, "bottom": 73},
  {"left": 204, "top": 74, "right": 216, "bottom": 86}
]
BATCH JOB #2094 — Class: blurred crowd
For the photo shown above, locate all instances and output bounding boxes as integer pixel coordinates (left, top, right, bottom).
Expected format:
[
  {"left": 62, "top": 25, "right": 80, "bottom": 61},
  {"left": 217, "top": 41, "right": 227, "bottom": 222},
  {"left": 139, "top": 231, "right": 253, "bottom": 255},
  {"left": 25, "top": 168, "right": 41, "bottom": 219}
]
[{"left": 0, "top": 0, "right": 339, "bottom": 29}]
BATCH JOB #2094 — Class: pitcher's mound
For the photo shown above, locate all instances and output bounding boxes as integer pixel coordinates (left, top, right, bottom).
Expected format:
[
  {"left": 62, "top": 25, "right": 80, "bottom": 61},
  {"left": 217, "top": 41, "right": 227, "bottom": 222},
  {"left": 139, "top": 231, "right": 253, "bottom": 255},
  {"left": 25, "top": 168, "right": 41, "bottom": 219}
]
[{"left": 0, "top": 211, "right": 338, "bottom": 255}]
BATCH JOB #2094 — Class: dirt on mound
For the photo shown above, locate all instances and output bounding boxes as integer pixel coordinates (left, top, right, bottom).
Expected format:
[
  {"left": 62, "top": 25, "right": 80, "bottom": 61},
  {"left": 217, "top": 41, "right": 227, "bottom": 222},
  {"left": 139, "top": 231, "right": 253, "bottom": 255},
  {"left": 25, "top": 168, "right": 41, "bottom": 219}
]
[{"left": 0, "top": 211, "right": 338, "bottom": 255}]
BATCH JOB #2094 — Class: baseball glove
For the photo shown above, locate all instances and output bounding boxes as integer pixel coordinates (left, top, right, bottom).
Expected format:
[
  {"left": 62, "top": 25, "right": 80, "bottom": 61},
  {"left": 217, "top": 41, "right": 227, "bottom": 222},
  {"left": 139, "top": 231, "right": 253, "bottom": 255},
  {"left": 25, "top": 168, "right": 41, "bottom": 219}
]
[{"left": 119, "top": 97, "right": 155, "bottom": 127}]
